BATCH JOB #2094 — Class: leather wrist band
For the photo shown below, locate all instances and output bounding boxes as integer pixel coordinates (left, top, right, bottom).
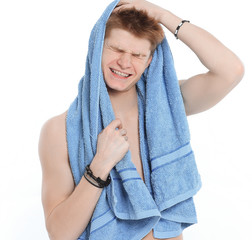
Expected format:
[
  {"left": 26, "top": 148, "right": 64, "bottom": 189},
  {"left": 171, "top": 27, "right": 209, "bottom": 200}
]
[
  {"left": 84, "top": 164, "right": 111, "bottom": 188},
  {"left": 84, "top": 172, "right": 102, "bottom": 188},
  {"left": 174, "top": 20, "right": 190, "bottom": 39}
]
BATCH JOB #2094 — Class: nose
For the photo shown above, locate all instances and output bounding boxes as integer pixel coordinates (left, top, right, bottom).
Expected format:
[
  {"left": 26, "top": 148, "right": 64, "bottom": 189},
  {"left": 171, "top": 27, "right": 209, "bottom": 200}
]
[{"left": 117, "top": 52, "right": 132, "bottom": 69}]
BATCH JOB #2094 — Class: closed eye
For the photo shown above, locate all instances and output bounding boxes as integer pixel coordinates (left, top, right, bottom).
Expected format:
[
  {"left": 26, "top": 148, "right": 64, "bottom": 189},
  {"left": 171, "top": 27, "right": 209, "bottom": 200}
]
[
  {"left": 105, "top": 42, "right": 147, "bottom": 59},
  {"left": 105, "top": 44, "right": 123, "bottom": 53},
  {"left": 132, "top": 53, "right": 147, "bottom": 60},
  {"left": 132, "top": 53, "right": 141, "bottom": 58}
]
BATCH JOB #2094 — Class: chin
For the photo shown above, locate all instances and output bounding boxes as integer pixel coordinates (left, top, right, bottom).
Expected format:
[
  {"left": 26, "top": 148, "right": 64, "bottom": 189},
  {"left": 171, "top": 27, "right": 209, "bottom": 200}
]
[
  {"left": 106, "top": 84, "right": 127, "bottom": 92},
  {"left": 105, "top": 81, "right": 132, "bottom": 93}
]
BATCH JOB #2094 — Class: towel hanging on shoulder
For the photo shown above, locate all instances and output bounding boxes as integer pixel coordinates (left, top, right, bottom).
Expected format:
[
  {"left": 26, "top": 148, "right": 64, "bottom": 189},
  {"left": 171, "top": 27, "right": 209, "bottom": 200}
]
[{"left": 66, "top": 0, "right": 202, "bottom": 239}]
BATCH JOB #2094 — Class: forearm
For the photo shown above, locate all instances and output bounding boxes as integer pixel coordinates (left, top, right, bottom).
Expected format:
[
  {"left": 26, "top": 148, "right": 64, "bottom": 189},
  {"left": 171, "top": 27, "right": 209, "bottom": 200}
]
[
  {"left": 46, "top": 161, "right": 109, "bottom": 240},
  {"left": 158, "top": 9, "right": 244, "bottom": 81}
]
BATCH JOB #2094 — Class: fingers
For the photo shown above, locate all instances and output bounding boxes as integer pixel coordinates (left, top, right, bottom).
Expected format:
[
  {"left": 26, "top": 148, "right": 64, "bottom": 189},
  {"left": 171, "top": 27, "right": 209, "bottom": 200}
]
[
  {"left": 100, "top": 119, "right": 128, "bottom": 141},
  {"left": 119, "top": 128, "right": 127, "bottom": 136},
  {"left": 109, "top": 118, "right": 123, "bottom": 130},
  {"left": 110, "top": 119, "right": 128, "bottom": 141},
  {"left": 114, "top": 0, "right": 133, "bottom": 12},
  {"left": 117, "top": 0, "right": 131, "bottom": 5},
  {"left": 113, "top": 5, "right": 125, "bottom": 13},
  {"left": 120, "top": 129, "right": 128, "bottom": 141},
  {"left": 100, "top": 119, "right": 126, "bottom": 134}
]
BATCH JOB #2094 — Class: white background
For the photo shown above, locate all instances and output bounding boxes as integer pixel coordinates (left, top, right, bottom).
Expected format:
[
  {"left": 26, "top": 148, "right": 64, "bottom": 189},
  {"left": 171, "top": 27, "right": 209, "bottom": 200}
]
[{"left": 0, "top": 0, "right": 251, "bottom": 239}]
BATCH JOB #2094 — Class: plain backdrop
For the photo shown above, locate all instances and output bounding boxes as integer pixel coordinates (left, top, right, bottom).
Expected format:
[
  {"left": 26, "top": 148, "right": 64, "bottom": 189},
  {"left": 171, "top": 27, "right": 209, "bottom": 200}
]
[{"left": 0, "top": 0, "right": 251, "bottom": 239}]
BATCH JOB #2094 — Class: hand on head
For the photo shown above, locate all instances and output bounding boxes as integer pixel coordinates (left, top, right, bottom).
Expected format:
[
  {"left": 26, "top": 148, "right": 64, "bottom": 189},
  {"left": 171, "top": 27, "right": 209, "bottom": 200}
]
[{"left": 114, "top": 0, "right": 164, "bottom": 22}]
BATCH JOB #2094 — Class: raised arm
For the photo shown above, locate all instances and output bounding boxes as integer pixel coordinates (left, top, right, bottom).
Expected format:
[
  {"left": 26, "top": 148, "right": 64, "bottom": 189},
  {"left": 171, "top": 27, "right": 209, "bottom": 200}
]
[
  {"left": 158, "top": 9, "right": 244, "bottom": 116},
  {"left": 116, "top": 0, "right": 245, "bottom": 115}
]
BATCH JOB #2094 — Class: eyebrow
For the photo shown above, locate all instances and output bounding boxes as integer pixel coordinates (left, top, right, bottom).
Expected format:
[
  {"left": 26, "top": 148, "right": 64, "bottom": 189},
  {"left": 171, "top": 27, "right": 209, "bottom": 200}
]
[{"left": 105, "top": 42, "right": 148, "bottom": 58}]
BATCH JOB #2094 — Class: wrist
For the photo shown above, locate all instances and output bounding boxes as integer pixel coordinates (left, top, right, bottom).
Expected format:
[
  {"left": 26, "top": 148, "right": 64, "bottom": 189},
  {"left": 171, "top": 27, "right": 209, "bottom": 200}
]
[
  {"left": 84, "top": 164, "right": 111, "bottom": 188},
  {"left": 89, "top": 155, "right": 111, "bottom": 181},
  {"left": 159, "top": 9, "right": 183, "bottom": 34},
  {"left": 153, "top": 6, "right": 166, "bottom": 23},
  {"left": 156, "top": 7, "right": 166, "bottom": 23}
]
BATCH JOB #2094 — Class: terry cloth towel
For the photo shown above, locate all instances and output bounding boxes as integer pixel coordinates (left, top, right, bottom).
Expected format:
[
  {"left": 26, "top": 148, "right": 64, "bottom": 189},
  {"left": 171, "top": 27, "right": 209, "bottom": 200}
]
[{"left": 66, "top": 0, "right": 202, "bottom": 239}]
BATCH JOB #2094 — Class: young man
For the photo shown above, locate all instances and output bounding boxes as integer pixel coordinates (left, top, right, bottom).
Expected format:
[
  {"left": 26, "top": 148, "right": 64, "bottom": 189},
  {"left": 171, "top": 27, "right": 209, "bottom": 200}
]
[{"left": 38, "top": 1, "right": 244, "bottom": 239}]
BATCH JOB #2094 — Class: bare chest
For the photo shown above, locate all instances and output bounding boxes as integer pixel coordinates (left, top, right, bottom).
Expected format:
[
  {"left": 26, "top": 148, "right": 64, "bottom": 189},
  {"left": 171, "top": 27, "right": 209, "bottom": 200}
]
[{"left": 123, "top": 118, "right": 145, "bottom": 182}]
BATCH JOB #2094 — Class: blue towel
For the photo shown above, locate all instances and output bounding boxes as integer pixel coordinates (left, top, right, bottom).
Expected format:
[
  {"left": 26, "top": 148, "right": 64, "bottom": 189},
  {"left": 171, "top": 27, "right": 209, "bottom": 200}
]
[{"left": 66, "top": 0, "right": 202, "bottom": 239}]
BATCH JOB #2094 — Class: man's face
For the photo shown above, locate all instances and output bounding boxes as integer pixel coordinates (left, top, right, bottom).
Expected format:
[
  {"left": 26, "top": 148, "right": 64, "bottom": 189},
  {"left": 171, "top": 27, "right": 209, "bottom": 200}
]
[{"left": 102, "top": 28, "right": 152, "bottom": 93}]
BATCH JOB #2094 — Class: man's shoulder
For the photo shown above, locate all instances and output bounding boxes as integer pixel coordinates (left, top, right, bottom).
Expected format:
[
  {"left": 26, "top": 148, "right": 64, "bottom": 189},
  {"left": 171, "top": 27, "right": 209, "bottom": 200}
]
[
  {"left": 41, "top": 111, "right": 67, "bottom": 136},
  {"left": 39, "top": 111, "right": 68, "bottom": 159},
  {"left": 44, "top": 110, "right": 67, "bottom": 129}
]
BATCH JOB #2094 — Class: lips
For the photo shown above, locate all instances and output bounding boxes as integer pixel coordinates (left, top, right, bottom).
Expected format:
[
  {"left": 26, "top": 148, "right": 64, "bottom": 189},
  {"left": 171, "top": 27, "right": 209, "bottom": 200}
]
[{"left": 110, "top": 68, "right": 132, "bottom": 78}]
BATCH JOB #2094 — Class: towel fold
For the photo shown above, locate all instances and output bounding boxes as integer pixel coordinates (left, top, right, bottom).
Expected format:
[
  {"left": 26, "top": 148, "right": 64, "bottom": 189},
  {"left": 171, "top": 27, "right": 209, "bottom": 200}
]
[{"left": 66, "top": 0, "right": 202, "bottom": 239}]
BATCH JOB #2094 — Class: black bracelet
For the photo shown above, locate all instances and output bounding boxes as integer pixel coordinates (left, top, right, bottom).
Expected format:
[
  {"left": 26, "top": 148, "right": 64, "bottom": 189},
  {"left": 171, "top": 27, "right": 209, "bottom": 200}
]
[
  {"left": 84, "top": 164, "right": 111, "bottom": 188},
  {"left": 83, "top": 172, "right": 102, "bottom": 188},
  {"left": 174, "top": 20, "right": 190, "bottom": 39}
]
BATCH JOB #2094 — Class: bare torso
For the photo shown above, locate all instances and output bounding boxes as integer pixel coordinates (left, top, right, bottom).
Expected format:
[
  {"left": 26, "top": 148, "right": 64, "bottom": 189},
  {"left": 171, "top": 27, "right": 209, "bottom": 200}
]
[{"left": 60, "top": 108, "right": 182, "bottom": 240}]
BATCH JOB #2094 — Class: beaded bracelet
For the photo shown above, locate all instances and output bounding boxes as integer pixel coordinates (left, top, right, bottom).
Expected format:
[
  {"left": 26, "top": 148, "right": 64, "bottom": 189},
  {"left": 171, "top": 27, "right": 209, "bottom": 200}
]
[
  {"left": 84, "top": 164, "right": 111, "bottom": 188},
  {"left": 174, "top": 20, "right": 190, "bottom": 39}
]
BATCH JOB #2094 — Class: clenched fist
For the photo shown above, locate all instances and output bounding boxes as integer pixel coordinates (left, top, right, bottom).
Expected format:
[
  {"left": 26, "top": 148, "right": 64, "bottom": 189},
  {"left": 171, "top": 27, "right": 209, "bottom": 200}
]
[{"left": 90, "top": 118, "right": 129, "bottom": 179}]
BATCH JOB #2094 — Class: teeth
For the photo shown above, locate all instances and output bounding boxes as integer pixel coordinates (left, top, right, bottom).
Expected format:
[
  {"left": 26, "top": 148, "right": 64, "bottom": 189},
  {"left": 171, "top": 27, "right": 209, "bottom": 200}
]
[{"left": 111, "top": 69, "right": 130, "bottom": 77}]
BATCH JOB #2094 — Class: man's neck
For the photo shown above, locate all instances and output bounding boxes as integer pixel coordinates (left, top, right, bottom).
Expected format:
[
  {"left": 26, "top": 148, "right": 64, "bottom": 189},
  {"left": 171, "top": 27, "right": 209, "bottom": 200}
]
[{"left": 108, "top": 86, "right": 138, "bottom": 120}]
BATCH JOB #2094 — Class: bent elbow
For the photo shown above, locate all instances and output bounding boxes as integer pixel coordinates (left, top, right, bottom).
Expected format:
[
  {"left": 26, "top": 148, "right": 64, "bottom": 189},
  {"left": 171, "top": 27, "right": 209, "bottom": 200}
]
[
  {"left": 235, "top": 60, "right": 245, "bottom": 79},
  {"left": 45, "top": 215, "right": 62, "bottom": 240},
  {"left": 231, "top": 60, "right": 245, "bottom": 83},
  {"left": 46, "top": 218, "right": 56, "bottom": 240}
]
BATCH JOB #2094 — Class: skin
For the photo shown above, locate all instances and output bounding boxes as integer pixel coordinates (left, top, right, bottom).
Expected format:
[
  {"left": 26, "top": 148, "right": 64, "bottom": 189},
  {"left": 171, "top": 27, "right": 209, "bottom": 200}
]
[
  {"left": 101, "top": 28, "right": 152, "bottom": 93},
  {"left": 38, "top": 1, "right": 244, "bottom": 239}
]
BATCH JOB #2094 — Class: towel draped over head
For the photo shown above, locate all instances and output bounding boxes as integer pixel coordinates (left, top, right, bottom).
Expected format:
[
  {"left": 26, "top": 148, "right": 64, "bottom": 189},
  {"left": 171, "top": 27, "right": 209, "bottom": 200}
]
[{"left": 66, "top": 0, "right": 202, "bottom": 239}]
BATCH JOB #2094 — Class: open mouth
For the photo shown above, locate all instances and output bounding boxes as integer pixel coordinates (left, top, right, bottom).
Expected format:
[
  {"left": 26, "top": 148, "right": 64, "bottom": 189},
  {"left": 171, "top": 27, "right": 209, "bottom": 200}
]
[{"left": 110, "top": 68, "right": 132, "bottom": 78}]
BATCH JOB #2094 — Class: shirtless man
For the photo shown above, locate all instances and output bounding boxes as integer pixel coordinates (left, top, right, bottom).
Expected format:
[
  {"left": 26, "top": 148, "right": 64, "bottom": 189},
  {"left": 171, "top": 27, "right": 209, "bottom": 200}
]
[{"left": 38, "top": 1, "right": 244, "bottom": 239}]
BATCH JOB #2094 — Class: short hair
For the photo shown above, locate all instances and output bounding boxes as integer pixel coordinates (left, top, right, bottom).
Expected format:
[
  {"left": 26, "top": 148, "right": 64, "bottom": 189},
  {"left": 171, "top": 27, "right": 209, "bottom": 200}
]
[{"left": 105, "top": 8, "right": 165, "bottom": 55}]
